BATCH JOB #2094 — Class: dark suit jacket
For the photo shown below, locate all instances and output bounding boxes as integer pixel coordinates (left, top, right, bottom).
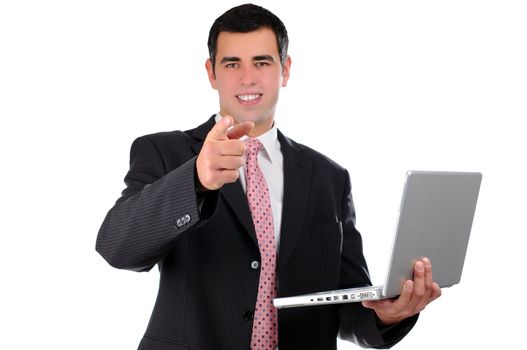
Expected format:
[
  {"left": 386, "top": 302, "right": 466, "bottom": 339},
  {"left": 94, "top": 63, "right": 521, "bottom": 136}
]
[{"left": 96, "top": 117, "right": 417, "bottom": 350}]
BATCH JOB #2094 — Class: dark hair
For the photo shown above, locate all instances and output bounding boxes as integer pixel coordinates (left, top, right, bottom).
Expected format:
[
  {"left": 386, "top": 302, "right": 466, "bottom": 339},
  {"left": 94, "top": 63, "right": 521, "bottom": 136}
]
[{"left": 207, "top": 3, "right": 289, "bottom": 72}]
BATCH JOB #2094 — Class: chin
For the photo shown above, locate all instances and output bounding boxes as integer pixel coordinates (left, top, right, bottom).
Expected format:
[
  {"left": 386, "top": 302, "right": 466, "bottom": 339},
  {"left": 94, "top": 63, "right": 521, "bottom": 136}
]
[{"left": 233, "top": 114, "right": 269, "bottom": 125}]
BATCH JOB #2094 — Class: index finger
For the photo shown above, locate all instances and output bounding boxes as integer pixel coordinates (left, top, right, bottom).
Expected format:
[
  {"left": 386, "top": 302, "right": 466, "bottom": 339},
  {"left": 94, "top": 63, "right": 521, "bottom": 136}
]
[
  {"left": 227, "top": 120, "right": 255, "bottom": 140},
  {"left": 207, "top": 116, "right": 234, "bottom": 141}
]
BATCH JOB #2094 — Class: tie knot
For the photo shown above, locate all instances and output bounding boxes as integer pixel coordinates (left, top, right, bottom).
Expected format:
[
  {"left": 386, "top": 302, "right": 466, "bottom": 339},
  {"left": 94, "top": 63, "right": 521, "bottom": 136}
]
[{"left": 244, "top": 138, "right": 263, "bottom": 155}]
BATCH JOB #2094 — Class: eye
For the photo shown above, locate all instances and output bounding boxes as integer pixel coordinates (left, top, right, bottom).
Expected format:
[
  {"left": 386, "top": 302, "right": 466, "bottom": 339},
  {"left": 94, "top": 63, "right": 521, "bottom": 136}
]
[
  {"left": 255, "top": 61, "right": 271, "bottom": 67},
  {"left": 225, "top": 63, "right": 239, "bottom": 69}
]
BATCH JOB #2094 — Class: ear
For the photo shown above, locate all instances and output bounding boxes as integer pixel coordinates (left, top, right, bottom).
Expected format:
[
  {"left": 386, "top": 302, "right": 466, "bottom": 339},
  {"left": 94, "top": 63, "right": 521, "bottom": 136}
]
[
  {"left": 205, "top": 59, "right": 217, "bottom": 90},
  {"left": 281, "top": 56, "right": 292, "bottom": 87}
]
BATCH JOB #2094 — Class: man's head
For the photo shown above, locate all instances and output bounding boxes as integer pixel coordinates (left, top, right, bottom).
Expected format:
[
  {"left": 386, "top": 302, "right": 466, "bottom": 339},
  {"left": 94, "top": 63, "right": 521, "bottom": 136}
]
[
  {"left": 207, "top": 4, "right": 289, "bottom": 75},
  {"left": 205, "top": 4, "right": 291, "bottom": 136}
]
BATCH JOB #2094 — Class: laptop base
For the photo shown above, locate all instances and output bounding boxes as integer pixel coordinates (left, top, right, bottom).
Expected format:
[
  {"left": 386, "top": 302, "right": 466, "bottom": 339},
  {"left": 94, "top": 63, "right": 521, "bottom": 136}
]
[{"left": 273, "top": 286, "right": 384, "bottom": 309}]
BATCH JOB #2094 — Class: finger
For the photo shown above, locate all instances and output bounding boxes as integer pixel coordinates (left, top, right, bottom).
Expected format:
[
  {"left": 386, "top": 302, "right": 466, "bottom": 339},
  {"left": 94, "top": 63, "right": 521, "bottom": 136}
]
[
  {"left": 405, "top": 260, "right": 427, "bottom": 311},
  {"left": 422, "top": 257, "right": 434, "bottom": 293},
  {"left": 414, "top": 282, "right": 442, "bottom": 313},
  {"left": 227, "top": 120, "right": 255, "bottom": 140},
  {"left": 216, "top": 155, "right": 245, "bottom": 171},
  {"left": 362, "top": 301, "right": 374, "bottom": 309},
  {"left": 216, "top": 169, "right": 240, "bottom": 185},
  {"left": 416, "top": 257, "right": 435, "bottom": 311},
  {"left": 431, "top": 282, "right": 442, "bottom": 300},
  {"left": 208, "top": 115, "right": 234, "bottom": 141},
  {"left": 362, "top": 299, "right": 393, "bottom": 310},
  {"left": 218, "top": 139, "right": 246, "bottom": 156},
  {"left": 393, "top": 280, "right": 414, "bottom": 310}
]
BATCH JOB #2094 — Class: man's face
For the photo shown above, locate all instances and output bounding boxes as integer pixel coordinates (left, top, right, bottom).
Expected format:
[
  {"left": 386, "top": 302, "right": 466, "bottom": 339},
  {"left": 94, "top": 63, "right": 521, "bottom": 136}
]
[{"left": 206, "top": 28, "right": 291, "bottom": 134}]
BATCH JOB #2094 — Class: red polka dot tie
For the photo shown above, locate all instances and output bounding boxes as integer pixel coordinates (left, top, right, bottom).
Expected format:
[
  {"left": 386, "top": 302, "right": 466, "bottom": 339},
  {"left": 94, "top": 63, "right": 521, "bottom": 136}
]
[{"left": 245, "top": 138, "right": 278, "bottom": 350}]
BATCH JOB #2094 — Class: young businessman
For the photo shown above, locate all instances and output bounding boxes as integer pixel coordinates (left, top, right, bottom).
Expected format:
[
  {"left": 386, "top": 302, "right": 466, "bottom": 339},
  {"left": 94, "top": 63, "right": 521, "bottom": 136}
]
[{"left": 96, "top": 4, "right": 441, "bottom": 349}]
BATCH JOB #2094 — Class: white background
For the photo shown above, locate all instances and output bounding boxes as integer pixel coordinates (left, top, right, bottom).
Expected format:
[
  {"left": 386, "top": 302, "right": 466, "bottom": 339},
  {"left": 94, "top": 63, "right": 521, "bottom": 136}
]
[{"left": 1, "top": 0, "right": 526, "bottom": 349}]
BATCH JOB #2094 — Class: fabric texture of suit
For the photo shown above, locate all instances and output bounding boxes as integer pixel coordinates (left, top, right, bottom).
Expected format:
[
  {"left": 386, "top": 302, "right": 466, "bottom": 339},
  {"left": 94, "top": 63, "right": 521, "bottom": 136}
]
[{"left": 96, "top": 116, "right": 418, "bottom": 350}]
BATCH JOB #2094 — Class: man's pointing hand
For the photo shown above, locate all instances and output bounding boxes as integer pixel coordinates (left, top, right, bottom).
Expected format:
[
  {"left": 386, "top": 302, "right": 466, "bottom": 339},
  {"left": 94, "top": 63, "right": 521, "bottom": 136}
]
[{"left": 196, "top": 116, "right": 255, "bottom": 191}]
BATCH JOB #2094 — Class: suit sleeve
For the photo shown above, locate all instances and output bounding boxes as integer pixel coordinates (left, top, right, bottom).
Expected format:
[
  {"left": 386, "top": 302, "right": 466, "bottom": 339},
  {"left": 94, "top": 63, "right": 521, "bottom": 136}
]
[
  {"left": 337, "top": 170, "right": 418, "bottom": 348},
  {"left": 95, "top": 136, "right": 218, "bottom": 271}
]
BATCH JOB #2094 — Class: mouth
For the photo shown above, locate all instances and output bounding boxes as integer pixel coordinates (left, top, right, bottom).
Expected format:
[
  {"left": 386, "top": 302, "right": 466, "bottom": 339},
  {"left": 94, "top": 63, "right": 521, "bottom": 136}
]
[{"left": 236, "top": 93, "right": 263, "bottom": 105}]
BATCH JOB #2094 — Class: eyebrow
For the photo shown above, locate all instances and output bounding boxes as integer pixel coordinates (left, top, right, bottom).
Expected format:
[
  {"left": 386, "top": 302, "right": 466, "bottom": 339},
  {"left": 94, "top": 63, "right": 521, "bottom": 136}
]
[
  {"left": 219, "top": 55, "right": 276, "bottom": 64},
  {"left": 253, "top": 55, "right": 275, "bottom": 62},
  {"left": 220, "top": 56, "right": 241, "bottom": 64}
]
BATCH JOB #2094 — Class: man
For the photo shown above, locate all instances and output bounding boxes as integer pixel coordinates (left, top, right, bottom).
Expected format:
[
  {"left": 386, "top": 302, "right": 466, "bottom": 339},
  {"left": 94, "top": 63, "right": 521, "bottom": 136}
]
[{"left": 96, "top": 4, "right": 441, "bottom": 349}]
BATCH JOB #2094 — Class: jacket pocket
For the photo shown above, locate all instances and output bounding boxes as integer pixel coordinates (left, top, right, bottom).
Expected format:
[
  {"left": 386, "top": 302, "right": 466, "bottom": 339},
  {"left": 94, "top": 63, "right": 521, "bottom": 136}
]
[
  {"left": 138, "top": 335, "right": 190, "bottom": 350},
  {"left": 311, "top": 221, "right": 343, "bottom": 238}
]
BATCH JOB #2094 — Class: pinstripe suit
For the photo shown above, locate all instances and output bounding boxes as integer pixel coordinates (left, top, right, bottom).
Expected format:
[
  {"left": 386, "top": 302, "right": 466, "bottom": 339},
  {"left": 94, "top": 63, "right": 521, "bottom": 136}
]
[{"left": 96, "top": 116, "right": 417, "bottom": 349}]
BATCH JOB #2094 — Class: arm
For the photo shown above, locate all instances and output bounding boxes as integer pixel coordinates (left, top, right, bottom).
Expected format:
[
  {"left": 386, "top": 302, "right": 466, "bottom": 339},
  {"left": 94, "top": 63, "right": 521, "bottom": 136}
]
[
  {"left": 96, "top": 136, "right": 218, "bottom": 271},
  {"left": 96, "top": 116, "right": 253, "bottom": 272}
]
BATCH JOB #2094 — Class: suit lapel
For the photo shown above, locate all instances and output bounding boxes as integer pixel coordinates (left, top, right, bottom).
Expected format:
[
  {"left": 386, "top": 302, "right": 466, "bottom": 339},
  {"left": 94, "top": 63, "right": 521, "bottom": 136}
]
[
  {"left": 277, "top": 131, "right": 312, "bottom": 274},
  {"left": 190, "top": 116, "right": 258, "bottom": 246},
  {"left": 220, "top": 182, "right": 258, "bottom": 243}
]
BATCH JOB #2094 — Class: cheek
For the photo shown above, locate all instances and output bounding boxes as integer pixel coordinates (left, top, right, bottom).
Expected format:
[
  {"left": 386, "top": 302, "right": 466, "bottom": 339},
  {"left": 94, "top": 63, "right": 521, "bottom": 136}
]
[
  {"left": 215, "top": 81, "right": 235, "bottom": 99},
  {"left": 262, "top": 75, "right": 283, "bottom": 93}
]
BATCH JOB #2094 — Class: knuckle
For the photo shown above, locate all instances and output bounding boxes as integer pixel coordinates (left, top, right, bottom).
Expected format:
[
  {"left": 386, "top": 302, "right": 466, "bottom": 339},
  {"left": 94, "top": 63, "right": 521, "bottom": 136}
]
[{"left": 414, "top": 287, "right": 425, "bottom": 298}]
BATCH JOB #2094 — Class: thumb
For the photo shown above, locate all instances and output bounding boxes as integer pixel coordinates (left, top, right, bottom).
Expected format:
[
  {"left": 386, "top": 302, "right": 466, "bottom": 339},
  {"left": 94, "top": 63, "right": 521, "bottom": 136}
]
[
  {"left": 362, "top": 301, "right": 374, "bottom": 309},
  {"left": 208, "top": 115, "right": 234, "bottom": 141}
]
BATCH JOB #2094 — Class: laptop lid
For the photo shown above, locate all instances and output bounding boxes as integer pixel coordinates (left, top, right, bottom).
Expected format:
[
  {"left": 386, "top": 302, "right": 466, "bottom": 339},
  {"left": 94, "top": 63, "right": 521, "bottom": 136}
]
[
  {"left": 382, "top": 171, "right": 482, "bottom": 298},
  {"left": 272, "top": 170, "right": 482, "bottom": 309}
]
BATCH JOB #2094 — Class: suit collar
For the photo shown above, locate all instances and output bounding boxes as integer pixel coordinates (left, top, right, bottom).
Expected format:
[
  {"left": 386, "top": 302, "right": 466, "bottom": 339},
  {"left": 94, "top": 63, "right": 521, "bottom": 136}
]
[
  {"left": 190, "top": 115, "right": 216, "bottom": 153},
  {"left": 192, "top": 115, "right": 216, "bottom": 140}
]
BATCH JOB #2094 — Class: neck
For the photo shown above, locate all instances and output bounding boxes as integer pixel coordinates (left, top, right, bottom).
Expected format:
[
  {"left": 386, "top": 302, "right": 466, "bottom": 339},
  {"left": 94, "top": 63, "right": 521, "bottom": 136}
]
[{"left": 248, "top": 117, "right": 274, "bottom": 137}]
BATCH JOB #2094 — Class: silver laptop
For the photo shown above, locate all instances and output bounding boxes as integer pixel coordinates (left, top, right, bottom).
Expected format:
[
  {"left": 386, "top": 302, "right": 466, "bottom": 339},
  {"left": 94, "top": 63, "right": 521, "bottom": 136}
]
[{"left": 273, "top": 170, "right": 482, "bottom": 309}]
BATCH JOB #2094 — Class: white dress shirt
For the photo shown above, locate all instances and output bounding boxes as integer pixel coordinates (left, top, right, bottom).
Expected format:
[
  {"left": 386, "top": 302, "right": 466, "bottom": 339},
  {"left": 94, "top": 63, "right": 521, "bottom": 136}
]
[{"left": 214, "top": 114, "right": 284, "bottom": 250}]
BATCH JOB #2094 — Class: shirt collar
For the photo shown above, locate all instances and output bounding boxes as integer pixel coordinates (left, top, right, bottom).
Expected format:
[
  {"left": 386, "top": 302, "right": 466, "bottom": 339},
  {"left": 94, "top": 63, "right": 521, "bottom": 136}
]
[{"left": 214, "top": 114, "right": 279, "bottom": 164}]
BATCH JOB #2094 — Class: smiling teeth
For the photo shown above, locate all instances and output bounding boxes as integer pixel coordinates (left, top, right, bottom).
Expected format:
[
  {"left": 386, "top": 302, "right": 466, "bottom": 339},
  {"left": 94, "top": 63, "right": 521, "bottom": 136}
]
[{"left": 237, "top": 94, "right": 260, "bottom": 101}]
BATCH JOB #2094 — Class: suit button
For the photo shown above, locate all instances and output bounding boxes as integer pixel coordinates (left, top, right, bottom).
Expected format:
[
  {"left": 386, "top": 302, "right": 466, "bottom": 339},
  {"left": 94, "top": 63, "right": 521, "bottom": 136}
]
[
  {"left": 243, "top": 310, "right": 253, "bottom": 321},
  {"left": 174, "top": 214, "right": 191, "bottom": 228},
  {"left": 250, "top": 261, "right": 260, "bottom": 270}
]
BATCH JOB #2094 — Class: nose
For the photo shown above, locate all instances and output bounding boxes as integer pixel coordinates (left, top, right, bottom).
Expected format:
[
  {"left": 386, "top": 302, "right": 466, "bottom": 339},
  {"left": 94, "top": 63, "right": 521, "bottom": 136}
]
[{"left": 240, "top": 65, "right": 257, "bottom": 86}]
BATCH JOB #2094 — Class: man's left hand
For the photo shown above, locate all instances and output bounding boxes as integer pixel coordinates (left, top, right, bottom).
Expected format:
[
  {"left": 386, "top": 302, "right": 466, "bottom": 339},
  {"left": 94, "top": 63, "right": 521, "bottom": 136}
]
[{"left": 362, "top": 257, "right": 441, "bottom": 325}]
